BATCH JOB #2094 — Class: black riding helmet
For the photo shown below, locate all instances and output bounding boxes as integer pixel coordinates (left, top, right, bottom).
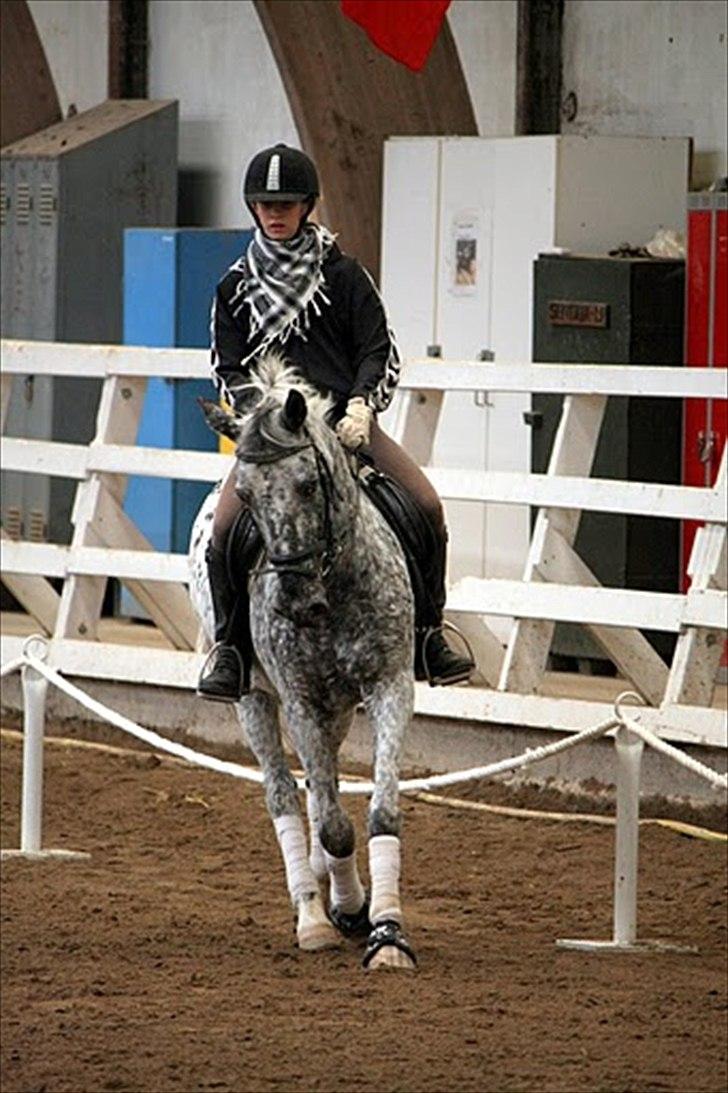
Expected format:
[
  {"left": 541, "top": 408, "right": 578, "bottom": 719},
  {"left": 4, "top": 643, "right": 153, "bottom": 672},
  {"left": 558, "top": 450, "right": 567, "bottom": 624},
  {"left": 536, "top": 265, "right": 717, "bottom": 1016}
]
[{"left": 243, "top": 143, "right": 320, "bottom": 231}]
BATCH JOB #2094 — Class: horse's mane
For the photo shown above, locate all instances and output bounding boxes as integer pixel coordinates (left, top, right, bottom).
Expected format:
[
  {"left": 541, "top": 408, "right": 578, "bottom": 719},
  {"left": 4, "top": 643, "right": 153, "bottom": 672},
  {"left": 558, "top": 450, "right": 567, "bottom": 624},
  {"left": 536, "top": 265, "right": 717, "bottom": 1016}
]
[{"left": 235, "top": 353, "right": 336, "bottom": 458}]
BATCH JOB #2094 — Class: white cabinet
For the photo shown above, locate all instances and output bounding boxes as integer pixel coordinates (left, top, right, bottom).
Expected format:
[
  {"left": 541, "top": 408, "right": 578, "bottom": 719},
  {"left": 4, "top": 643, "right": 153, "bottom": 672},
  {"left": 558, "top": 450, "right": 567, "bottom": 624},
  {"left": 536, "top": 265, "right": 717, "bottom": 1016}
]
[{"left": 380, "top": 135, "right": 690, "bottom": 592}]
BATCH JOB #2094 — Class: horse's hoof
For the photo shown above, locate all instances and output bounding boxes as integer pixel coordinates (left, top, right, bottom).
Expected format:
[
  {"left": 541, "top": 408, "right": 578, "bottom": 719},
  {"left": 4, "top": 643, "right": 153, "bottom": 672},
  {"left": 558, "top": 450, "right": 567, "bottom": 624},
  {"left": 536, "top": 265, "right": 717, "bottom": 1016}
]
[
  {"left": 297, "top": 921, "right": 342, "bottom": 951},
  {"left": 329, "top": 897, "right": 370, "bottom": 938},
  {"left": 362, "top": 919, "right": 417, "bottom": 971},
  {"left": 366, "top": 945, "right": 417, "bottom": 971},
  {"left": 296, "top": 893, "right": 342, "bottom": 951}
]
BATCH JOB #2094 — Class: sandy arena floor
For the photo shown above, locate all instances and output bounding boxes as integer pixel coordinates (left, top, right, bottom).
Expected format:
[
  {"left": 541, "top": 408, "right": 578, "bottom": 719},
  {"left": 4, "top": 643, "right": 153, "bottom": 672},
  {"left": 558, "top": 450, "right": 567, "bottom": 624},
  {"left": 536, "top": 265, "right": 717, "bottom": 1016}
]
[{"left": 1, "top": 728, "right": 726, "bottom": 1093}]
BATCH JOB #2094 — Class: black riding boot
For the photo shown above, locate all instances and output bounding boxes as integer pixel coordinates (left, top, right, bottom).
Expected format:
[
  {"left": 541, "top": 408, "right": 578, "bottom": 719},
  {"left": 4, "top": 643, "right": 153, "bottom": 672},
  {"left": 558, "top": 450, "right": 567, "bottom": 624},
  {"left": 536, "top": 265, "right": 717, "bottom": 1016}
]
[
  {"left": 415, "top": 527, "right": 475, "bottom": 686},
  {"left": 197, "top": 542, "right": 245, "bottom": 703}
]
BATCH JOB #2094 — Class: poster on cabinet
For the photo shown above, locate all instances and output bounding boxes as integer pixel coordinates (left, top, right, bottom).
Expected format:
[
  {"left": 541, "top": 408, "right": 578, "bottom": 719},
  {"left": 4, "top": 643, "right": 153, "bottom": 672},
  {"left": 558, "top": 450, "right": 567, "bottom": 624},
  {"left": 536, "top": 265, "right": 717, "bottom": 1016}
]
[{"left": 450, "top": 209, "right": 485, "bottom": 295}]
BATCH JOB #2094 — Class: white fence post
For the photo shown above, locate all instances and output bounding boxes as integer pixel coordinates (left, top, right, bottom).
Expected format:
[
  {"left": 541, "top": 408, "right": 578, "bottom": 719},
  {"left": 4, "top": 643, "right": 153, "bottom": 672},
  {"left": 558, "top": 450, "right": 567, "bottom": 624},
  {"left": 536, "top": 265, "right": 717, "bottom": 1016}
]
[
  {"left": 556, "top": 704, "right": 699, "bottom": 954},
  {"left": 19, "top": 657, "right": 48, "bottom": 853},
  {"left": 612, "top": 724, "right": 644, "bottom": 945},
  {"left": 1, "top": 639, "right": 91, "bottom": 863}
]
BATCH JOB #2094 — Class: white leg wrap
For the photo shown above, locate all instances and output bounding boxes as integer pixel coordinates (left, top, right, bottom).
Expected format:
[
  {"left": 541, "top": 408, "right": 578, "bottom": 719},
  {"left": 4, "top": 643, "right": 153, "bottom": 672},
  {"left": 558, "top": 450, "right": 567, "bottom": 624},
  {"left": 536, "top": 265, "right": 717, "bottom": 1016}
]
[
  {"left": 305, "top": 791, "right": 327, "bottom": 881},
  {"left": 324, "top": 849, "right": 365, "bottom": 914},
  {"left": 273, "top": 814, "right": 318, "bottom": 905},
  {"left": 368, "top": 834, "right": 402, "bottom": 925}
]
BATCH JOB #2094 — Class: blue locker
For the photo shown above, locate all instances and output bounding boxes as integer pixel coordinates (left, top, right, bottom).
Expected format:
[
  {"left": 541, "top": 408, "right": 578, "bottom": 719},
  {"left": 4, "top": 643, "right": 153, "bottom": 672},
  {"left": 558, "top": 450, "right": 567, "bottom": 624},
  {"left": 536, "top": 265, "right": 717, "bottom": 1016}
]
[{"left": 121, "top": 228, "right": 251, "bottom": 615}]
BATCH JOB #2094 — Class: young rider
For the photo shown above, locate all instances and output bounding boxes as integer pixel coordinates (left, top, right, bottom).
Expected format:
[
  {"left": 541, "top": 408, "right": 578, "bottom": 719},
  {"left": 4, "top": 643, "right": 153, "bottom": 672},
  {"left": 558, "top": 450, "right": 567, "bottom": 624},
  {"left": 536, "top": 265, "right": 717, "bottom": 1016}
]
[{"left": 198, "top": 143, "right": 474, "bottom": 701}]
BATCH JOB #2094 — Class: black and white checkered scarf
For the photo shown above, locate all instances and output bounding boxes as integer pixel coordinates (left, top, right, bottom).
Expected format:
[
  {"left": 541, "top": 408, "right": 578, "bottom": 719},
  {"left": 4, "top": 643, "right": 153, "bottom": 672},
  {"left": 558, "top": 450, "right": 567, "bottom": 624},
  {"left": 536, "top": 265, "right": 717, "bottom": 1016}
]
[{"left": 240, "top": 223, "right": 336, "bottom": 367}]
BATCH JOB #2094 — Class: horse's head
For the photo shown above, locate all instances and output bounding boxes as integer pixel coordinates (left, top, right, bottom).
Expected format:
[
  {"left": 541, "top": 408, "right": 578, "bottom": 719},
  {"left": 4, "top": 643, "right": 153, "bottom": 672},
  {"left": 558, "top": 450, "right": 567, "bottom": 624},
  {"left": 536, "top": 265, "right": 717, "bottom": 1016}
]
[{"left": 200, "top": 356, "right": 357, "bottom": 624}]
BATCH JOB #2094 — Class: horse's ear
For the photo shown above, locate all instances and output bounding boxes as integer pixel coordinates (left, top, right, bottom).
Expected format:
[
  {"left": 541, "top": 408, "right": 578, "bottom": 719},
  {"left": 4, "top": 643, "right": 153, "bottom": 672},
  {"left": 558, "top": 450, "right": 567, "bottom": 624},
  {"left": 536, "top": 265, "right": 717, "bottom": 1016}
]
[
  {"left": 197, "top": 397, "right": 240, "bottom": 441},
  {"left": 281, "top": 388, "right": 308, "bottom": 432}
]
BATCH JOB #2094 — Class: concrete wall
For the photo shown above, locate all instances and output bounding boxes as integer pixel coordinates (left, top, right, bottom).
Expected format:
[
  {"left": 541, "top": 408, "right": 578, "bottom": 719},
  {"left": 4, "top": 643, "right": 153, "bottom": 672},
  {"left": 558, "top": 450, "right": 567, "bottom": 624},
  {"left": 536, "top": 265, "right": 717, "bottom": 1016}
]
[
  {"left": 145, "top": 0, "right": 519, "bottom": 230},
  {"left": 449, "top": 0, "right": 518, "bottom": 137},
  {"left": 562, "top": 0, "right": 727, "bottom": 189},
  {"left": 28, "top": 0, "right": 108, "bottom": 118},
  {"left": 148, "top": 0, "right": 297, "bottom": 229},
  {"left": 25, "top": 0, "right": 726, "bottom": 225}
]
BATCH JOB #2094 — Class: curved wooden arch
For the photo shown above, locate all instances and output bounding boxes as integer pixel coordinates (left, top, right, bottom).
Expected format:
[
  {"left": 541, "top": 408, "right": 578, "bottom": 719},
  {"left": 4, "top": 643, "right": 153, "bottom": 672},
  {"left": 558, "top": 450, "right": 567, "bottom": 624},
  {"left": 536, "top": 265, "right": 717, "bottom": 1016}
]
[
  {"left": 1, "top": 0, "right": 61, "bottom": 147},
  {"left": 255, "top": 0, "right": 476, "bottom": 279}
]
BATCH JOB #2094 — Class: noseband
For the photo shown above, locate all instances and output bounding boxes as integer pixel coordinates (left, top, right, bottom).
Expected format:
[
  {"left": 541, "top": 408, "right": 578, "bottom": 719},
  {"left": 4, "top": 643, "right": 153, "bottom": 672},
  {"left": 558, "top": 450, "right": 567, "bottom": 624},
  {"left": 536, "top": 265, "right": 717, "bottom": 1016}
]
[{"left": 237, "top": 432, "right": 350, "bottom": 580}]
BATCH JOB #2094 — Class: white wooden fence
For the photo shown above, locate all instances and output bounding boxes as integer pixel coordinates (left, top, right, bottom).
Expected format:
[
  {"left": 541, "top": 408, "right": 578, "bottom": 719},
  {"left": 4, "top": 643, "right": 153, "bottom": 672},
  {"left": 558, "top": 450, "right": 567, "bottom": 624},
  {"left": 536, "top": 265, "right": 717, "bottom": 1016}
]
[{"left": 1, "top": 338, "right": 726, "bottom": 751}]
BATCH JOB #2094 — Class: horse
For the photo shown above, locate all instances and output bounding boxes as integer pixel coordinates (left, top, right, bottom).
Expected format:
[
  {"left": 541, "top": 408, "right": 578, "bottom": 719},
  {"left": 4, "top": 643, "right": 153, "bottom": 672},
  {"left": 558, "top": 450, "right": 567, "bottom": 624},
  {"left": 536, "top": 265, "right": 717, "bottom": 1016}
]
[{"left": 188, "top": 355, "right": 417, "bottom": 971}]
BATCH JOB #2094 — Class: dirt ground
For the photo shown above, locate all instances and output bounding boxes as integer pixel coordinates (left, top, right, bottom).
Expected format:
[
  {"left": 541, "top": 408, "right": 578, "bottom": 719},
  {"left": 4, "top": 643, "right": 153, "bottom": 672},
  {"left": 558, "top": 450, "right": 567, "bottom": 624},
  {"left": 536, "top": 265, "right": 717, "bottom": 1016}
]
[{"left": 1, "top": 727, "right": 726, "bottom": 1093}]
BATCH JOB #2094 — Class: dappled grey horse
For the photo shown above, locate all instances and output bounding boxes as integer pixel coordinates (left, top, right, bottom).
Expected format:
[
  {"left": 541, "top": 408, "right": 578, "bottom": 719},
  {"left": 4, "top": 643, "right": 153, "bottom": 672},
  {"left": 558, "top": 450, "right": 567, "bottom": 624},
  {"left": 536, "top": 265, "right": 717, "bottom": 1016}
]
[{"left": 189, "top": 356, "right": 416, "bottom": 970}]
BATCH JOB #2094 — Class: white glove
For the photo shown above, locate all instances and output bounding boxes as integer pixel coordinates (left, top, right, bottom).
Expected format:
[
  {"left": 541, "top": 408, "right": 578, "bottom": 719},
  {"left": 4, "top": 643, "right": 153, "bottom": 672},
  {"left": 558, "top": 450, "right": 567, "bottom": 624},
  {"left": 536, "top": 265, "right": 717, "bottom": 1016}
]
[{"left": 336, "top": 396, "right": 373, "bottom": 450}]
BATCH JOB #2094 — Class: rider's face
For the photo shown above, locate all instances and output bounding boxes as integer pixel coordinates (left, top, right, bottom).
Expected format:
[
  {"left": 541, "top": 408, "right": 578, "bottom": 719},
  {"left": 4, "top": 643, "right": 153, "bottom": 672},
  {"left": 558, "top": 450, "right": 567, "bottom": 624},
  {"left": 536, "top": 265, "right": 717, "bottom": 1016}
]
[{"left": 252, "top": 200, "right": 309, "bottom": 241}]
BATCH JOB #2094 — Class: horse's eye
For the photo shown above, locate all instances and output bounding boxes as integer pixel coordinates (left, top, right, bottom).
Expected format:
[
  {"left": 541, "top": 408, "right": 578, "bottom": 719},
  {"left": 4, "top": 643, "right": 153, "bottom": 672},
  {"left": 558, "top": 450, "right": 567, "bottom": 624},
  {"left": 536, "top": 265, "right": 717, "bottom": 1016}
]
[{"left": 298, "top": 480, "right": 316, "bottom": 499}]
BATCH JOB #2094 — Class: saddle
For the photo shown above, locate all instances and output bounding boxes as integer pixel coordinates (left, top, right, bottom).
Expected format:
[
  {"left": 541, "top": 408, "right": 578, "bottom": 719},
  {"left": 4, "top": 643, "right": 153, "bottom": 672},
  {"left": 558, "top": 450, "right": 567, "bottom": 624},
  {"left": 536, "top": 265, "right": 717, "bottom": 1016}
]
[
  {"left": 224, "top": 463, "right": 438, "bottom": 684},
  {"left": 356, "top": 462, "right": 440, "bottom": 632}
]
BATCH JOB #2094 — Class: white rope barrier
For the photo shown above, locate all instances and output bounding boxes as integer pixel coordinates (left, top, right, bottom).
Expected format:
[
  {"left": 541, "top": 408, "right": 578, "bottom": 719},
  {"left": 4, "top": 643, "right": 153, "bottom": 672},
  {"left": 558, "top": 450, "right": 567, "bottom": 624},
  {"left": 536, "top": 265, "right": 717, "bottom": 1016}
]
[
  {"left": 619, "top": 714, "right": 728, "bottom": 791},
  {"left": 3, "top": 639, "right": 726, "bottom": 954},
  {"left": 20, "top": 652, "right": 266, "bottom": 787},
  {"left": 6, "top": 650, "right": 618, "bottom": 794},
  {"left": 0, "top": 656, "right": 26, "bottom": 679},
  {"left": 1, "top": 647, "right": 725, "bottom": 796}
]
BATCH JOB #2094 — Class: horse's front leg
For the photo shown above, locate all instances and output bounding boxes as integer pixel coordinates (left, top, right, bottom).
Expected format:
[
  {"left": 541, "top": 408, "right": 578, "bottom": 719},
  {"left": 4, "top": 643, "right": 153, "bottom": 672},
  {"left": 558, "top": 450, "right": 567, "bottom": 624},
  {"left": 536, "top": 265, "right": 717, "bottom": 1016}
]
[
  {"left": 361, "top": 670, "right": 417, "bottom": 971},
  {"left": 287, "top": 705, "right": 368, "bottom": 937},
  {"left": 237, "top": 690, "right": 339, "bottom": 951}
]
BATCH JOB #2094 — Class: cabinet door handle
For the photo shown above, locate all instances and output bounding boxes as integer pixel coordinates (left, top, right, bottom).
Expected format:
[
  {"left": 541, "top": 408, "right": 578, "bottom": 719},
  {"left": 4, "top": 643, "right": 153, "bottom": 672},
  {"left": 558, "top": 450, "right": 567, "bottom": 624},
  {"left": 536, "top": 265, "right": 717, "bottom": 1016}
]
[
  {"left": 522, "top": 410, "right": 543, "bottom": 429},
  {"left": 697, "top": 430, "right": 716, "bottom": 463}
]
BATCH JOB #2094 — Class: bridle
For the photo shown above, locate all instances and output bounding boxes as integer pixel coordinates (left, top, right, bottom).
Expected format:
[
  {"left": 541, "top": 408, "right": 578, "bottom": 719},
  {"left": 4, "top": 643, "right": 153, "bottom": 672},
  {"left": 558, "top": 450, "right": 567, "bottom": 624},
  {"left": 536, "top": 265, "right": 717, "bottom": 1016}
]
[{"left": 237, "top": 430, "right": 352, "bottom": 580}]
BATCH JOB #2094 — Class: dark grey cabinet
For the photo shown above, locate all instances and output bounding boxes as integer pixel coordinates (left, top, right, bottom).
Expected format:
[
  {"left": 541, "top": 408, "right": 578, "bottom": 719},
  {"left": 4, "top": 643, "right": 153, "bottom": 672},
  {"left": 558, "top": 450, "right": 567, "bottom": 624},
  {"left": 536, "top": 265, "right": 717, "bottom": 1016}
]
[{"left": 531, "top": 253, "right": 685, "bottom": 665}]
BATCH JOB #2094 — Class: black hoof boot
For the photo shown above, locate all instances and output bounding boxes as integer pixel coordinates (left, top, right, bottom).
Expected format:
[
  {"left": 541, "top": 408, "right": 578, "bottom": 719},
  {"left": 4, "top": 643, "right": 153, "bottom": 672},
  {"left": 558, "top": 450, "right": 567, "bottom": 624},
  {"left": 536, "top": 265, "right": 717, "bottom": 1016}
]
[
  {"left": 197, "top": 643, "right": 244, "bottom": 703},
  {"left": 362, "top": 920, "right": 417, "bottom": 969},
  {"left": 418, "top": 628, "right": 474, "bottom": 687},
  {"left": 329, "top": 897, "right": 371, "bottom": 939}
]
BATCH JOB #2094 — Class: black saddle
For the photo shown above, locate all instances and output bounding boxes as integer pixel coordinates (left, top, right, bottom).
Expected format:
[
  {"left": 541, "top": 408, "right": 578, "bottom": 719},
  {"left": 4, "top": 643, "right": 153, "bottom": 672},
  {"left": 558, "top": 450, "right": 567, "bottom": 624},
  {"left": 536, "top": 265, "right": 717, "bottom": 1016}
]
[{"left": 357, "top": 463, "right": 440, "bottom": 632}]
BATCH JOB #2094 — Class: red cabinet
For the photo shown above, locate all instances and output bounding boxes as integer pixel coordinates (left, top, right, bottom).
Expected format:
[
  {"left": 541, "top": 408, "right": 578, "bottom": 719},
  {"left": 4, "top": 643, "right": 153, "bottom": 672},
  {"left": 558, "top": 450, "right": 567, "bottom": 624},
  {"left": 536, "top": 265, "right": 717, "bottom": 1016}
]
[{"left": 683, "top": 192, "right": 727, "bottom": 590}]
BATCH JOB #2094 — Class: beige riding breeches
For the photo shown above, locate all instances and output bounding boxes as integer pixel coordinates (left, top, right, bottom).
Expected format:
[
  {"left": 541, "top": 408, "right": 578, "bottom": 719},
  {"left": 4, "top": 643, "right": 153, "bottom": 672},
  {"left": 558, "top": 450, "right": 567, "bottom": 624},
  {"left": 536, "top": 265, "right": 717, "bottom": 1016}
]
[{"left": 211, "top": 420, "right": 444, "bottom": 549}]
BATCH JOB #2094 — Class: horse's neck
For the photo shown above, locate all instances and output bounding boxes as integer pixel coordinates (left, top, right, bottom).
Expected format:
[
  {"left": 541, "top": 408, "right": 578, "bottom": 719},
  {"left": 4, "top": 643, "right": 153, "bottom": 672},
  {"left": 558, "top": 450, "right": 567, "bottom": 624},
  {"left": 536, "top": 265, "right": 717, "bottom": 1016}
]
[{"left": 331, "top": 486, "right": 395, "bottom": 584}]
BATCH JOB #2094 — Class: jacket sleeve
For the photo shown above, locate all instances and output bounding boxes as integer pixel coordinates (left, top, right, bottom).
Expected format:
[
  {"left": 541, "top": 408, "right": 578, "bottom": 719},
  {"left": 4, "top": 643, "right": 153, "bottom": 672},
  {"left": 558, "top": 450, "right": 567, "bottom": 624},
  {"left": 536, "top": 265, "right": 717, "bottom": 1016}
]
[
  {"left": 347, "top": 262, "right": 402, "bottom": 413},
  {"left": 210, "top": 283, "right": 252, "bottom": 405}
]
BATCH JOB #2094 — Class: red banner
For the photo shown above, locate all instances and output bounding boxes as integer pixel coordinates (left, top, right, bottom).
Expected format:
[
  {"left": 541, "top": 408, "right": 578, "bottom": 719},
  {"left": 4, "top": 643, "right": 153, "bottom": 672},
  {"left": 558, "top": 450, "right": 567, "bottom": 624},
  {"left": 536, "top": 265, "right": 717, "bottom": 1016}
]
[{"left": 340, "top": 0, "right": 451, "bottom": 72}]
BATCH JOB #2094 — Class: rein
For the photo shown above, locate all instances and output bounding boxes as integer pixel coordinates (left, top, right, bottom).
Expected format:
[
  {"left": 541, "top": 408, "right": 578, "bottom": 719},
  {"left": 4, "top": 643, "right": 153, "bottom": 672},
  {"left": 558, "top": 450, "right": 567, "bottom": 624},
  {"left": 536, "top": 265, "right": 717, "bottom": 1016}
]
[{"left": 237, "top": 431, "right": 352, "bottom": 580}]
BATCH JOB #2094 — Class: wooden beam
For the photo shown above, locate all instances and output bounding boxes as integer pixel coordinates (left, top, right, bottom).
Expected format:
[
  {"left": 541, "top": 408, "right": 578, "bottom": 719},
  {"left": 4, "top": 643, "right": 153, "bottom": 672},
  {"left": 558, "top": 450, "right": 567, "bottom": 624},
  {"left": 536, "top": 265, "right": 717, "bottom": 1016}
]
[
  {"left": 255, "top": 0, "right": 476, "bottom": 279},
  {"left": 0, "top": 0, "right": 62, "bottom": 147},
  {"left": 90, "top": 484, "right": 198, "bottom": 650},
  {"left": 1, "top": 540, "right": 190, "bottom": 584},
  {"left": 3, "top": 340, "right": 727, "bottom": 399},
  {"left": 0, "top": 529, "right": 59, "bottom": 634},
  {"left": 108, "top": 0, "right": 148, "bottom": 99},
  {"left": 664, "top": 453, "right": 728, "bottom": 707},
  {"left": 499, "top": 394, "right": 607, "bottom": 693},
  {"left": 446, "top": 577, "right": 727, "bottom": 634},
  {"left": 53, "top": 376, "right": 147, "bottom": 642},
  {"left": 536, "top": 525, "right": 668, "bottom": 706},
  {"left": 516, "top": 0, "right": 564, "bottom": 136}
]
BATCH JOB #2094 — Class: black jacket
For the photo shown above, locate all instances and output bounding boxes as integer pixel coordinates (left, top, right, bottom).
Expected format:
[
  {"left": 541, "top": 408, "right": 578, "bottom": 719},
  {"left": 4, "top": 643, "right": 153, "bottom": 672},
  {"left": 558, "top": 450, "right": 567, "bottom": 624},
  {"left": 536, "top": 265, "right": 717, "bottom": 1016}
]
[{"left": 210, "top": 242, "right": 401, "bottom": 415}]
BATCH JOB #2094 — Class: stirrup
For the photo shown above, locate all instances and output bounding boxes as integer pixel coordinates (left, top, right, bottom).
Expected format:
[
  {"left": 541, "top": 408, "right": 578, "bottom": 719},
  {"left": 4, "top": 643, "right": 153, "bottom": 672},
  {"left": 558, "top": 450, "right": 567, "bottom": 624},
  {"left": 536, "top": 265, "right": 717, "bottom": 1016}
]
[{"left": 421, "top": 621, "right": 476, "bottom": 687}]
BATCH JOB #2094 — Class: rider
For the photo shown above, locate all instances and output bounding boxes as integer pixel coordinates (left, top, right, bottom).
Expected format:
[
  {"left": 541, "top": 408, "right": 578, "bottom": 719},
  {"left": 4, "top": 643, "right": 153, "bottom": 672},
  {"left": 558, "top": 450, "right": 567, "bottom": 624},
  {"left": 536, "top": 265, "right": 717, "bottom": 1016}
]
[{"left": 197, "top": 142, "right": 475, "bottom": 702}]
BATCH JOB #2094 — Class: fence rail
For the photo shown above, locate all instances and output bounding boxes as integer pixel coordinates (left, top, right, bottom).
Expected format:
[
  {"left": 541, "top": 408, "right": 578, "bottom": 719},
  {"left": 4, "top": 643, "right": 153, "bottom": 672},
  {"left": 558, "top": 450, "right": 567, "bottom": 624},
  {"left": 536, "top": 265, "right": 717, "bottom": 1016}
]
[{"left": 1, "top": 339, "right": 726, "bottom": 750}]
